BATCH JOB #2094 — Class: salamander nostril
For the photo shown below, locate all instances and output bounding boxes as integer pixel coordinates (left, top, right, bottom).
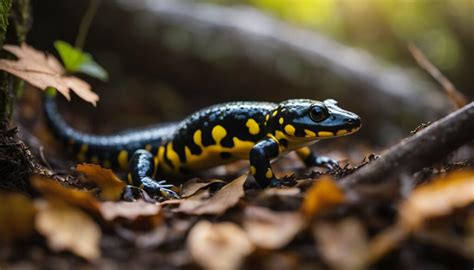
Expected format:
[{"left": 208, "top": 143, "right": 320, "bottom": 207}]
[{"left": 347, "top": 118, "right": 353, "bottom": 123}]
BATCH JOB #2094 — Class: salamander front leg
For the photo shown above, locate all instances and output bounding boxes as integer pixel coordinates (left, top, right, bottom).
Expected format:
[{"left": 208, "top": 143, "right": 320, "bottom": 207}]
[
  {"left": 249, "top": 139, "right": 280, "bottom": 187},
  {"left": 296, "top": 147, "right": 339, "bottom": 170},
  {"left": 126, "top": 149, "right": 179, "bottom": 199}
]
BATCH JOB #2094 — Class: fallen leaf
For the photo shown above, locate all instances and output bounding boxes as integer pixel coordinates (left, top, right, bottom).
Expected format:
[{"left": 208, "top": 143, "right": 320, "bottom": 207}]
[
  {"left": 0, "top": 192, "right": 36, "bottom": 242},
  {"left": 0, "top": 43, "right": 99, "bottom": 105},
  {"left": 181, "top": 178, "right": 225, "bottom": 198},
  {"left": 243, "top": 206, "right": 304, "bottom": 249},
  {"left": 31, "top": 175, "right": 100, "bottom": 213},
  {"left": 76, "top": 164, "right": 126, "bottom": 201},
  {"left": 35, "top": 200, "right": 101, "bottom": 260},
  {"left": 313, "top": 218, "right": 369, "bottom": 270},
  {"left": 300, "top": 176, "right": 345, "bottom": 218},
  {"left": 175, "top": 174, "right": 247, "bottom": 215},
  {"left": 400, "top": 170, "right": 474, "bottom": 230},
  {"left": 187, "top": 221, "right": 254, "bottom": 270},
  {"left": 99, "top": 200, "right": 161, "bottom": 221}
]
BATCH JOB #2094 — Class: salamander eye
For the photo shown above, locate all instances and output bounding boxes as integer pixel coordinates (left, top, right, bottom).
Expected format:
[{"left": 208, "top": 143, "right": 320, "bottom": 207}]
[{"left": 309, "top": 106, "right": 327, "bottom": 122}]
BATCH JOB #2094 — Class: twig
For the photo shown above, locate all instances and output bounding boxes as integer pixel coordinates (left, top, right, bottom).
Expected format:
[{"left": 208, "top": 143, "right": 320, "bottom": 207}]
[
  {"left": 75, "top": 0, "right": 101, "bottom": 50},
  {"left": 408, "top": 43, "right": 468, "bottom": 109},
  {"left": 340, "top": 102, "right": 474, "bottom": 188}
]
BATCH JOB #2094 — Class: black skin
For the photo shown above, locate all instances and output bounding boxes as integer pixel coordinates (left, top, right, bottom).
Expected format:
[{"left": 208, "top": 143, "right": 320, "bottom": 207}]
[{"left": 44, "top": 96, "right": 361, "bottom": 199}]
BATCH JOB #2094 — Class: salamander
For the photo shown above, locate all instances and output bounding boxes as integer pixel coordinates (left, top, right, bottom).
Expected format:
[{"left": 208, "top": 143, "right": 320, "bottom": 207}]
[{"left": 44, "top": 96, "right": 361, "bottom": 198}]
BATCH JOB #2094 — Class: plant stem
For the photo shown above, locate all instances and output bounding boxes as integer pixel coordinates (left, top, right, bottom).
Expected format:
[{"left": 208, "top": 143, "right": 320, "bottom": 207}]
[{"left": 75, "top": 0, "right": 101, "bottom": 50}]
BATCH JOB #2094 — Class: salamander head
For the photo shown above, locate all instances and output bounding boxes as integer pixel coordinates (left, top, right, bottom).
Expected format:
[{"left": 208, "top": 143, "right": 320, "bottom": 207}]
[{"left": 268, "top": 99, "right": 361, "bottom": 140}]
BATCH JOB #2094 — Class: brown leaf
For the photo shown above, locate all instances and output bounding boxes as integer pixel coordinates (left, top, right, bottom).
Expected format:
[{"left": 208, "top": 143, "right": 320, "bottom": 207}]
[
  {"left": 300, "top": 176, "right": 345, "bottom": 218},
  {"left": 400, "top": 170, "right": 474, "bottom": 230},
  {"left": 243, "top": 206, "right": 304, "bottom": 249},
  {"left": 0, "top": 192, "right": 36, "bottom": 242},
  {"left": 31, "top": 175, "right": 100, "bottom": 213},
  {"left": 187, "top": 221, "right": 254, "bottom": 270},
  {"left": 174, "top": 174, "right": 247, "bottom": 215},
  {"left": 76, "top": 164, "right": 126, "bottom": 201},
  {"left": 0, "top": 43, "right": 99, "bottom": 105},
  {"left": 35, "top": 200, "right": 101, "bottom": 260},
  {"left": 181, "top": 178, "right": 225, "bottom": 198},
  {"left": 313, "top": 218, "right": 369, "bottom": 270},
  {"left": 99, "top": 200, "right": 161, "bottom": 221}
]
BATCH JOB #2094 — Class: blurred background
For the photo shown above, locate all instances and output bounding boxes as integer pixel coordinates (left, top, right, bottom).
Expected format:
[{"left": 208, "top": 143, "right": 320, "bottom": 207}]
[{"left": 25, "top": 0, "right": 473, "bottom": 150}]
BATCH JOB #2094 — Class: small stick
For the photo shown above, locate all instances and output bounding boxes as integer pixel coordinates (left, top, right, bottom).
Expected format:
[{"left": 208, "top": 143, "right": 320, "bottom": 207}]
[
  {"left": 408, "top": 43, "right": 467, "bottom": 109},
  {"left": 340, "top": 102, "right": 474, "bottom": 188}
]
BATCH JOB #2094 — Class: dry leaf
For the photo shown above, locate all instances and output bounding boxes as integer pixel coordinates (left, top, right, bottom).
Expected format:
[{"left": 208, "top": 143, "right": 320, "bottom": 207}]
[
  {"left": 301, "top": 176, "right": 345, "bottom": 218},
  {"left": 0, "top": 43, "right": 99, "bottom": 105},
  {"left": 0, "top": 192, "right": 36, "bottom": 242},
  {"left": 181, "top": 178, "right": 225, "bottom": 198},
  {"left": 31, "top": 175, "right": 100, "bottom": 213},
  {"left": 35, "top": 200, "right": 101, "bottom": 260},
  {"left": 76, "top": 164, "right": 126, "bottom": 201},
  {"left": 187, "top": 221, "right": 254, "bottom": 270},
  {"left": 243, "top": 206, "right": 304, "bottom": 249},
  {"left": 400, "top": 170, "right": 474, "bottom": 230},
  {"left": 313, "top": 218, "right": 369, "bottom": 270},
  {"left": 99, "top": 200, "right": 161, "bottom": 221},
  {"left": 175, "top": 174, "right": 247, "bottom": 215}
]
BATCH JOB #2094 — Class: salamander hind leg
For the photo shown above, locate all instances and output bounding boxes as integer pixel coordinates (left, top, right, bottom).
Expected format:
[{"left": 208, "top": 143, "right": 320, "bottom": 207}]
[
  {"left": 295, "top": 147, "right": 339, "bottom": 170},
  {"left": 249, "top": 138, "right": 280, "bottom": 187},
  {"left": 126, "top": 149, "right": 179, "bottom": 199}
]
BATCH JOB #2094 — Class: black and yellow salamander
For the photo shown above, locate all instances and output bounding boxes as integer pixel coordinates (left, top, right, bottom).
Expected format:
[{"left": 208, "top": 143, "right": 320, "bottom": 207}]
[{"left": 44, "top": 97, "right": 361, "bottom": 198}]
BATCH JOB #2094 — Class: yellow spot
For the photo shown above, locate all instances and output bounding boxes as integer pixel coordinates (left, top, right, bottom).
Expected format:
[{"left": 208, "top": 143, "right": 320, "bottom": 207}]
[
  {"left": 265, "top": 168, "right": 273, "bottom": 179},
  {"left": 145, "top": 144, "right": 153, "bottom": 151},
  {"left": 232, "top": 137, "right": 256, "bottom": 158},
  {"left": 296, "top": 147, "right": 311, "bottom": 160},
  {"left": 104, "top": 160, "right": 111, "bottom": 168},
  {"left": 272, "top": 110, "right": 278, "bottom": 117},
  {"left": 279, "top": 117, "right": 284, "bottom": 125},
  {"left": 80, "top": 144, "right": 89, "bottom": 152},
  {"left": 76, "top": 144, "right": 89, "bottom": 162},
  {"left": 127, "top": 173, "right": 132, "bottom": 184},
  {"left": 246, "top": 119, "right": 260, "bottom": 135},
  {"left": 90, "top": 155, "right": 99, "bottom": 164},
  {"left": 166, "top": 142, "right": 181, "bottom": 169},
  {"left": 318, "top": 131, "right": 334, "bottom": 137},
  {"left": 250, "top": 166, "right": 256, "bottom": 175},
  {"left": 336, "top": 129, "right": 348, "bottom": 136},
  {"left": 118, "top": 150, "right": 129, "bottom": 170},
  {"left": 304, "top": 129, "right": 316, "bottom": 137},
  {"left": 265, "top": 114, "right": 269, "bottom": 121},
  {"left": 212, "top": 125, "right": 227, "bottom": 144},
  {"left": 193, "top": 129, "right": 203, "bottom": 147},
  {"left": 284, "top": 124, "right": 296, "bottom": 136}
]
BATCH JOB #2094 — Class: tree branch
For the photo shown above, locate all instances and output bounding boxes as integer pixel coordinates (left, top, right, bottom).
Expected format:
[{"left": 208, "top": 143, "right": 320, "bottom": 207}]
[{"left": 340, "top": 102, "right": 474, "bottom": 188}]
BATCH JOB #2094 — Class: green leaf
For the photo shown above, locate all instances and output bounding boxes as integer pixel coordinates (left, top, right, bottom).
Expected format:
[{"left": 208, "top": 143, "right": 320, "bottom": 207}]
[
  {"left": 53, "top": 40, "right": 108, "bottom": 81},
  {"left": 54, "top": 40, "right": 87, "bottom": 73},
  {"left": 78, "top": 54, "right": 109, "bottom": 81}
]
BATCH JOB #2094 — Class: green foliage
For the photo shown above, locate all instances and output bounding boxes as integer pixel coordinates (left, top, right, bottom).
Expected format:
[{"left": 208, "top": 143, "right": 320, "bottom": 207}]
[{"left": 54, "top": 40, "right": 108, "bottom": 81}]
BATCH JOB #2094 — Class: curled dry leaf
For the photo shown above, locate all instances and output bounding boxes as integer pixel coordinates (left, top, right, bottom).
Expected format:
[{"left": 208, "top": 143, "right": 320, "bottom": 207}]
[
  {"left": 99, "top": 200, "right": 161, "bottom": 222},
  {"left": 31, "top": 175, "right": 100, "bottom": 213},
  {"left": 181, "top": 178, "right": 225, "bottom": 198},
  {"left": 313, "top": 218, "right": 369, "bottom": 270},
  {"left": 187, "top": 221, "right": 254, "bottom": 270},
  {"left": 76, "top": 164, "right": 126, "bottom": 201},
  {"left": 174, "top": 174, "right": 247, "bottom": 215},
  {"left": 243, "top": 206, "right": 304, "bottom": 249},
  {"left": 0, "top": 192, "right": 36, "bottom": 242},
  {"left": 400, "top": 170, "right": 474, "bottom": 230},
  {"left": 301, "top": 176, "right": 345, "bottom": 218},
  {"left": 35, "top": 200, "right": 101, "bottom": 260},
  {"left": 0, "top": 43, "right": 99, "bottom": 105}
]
